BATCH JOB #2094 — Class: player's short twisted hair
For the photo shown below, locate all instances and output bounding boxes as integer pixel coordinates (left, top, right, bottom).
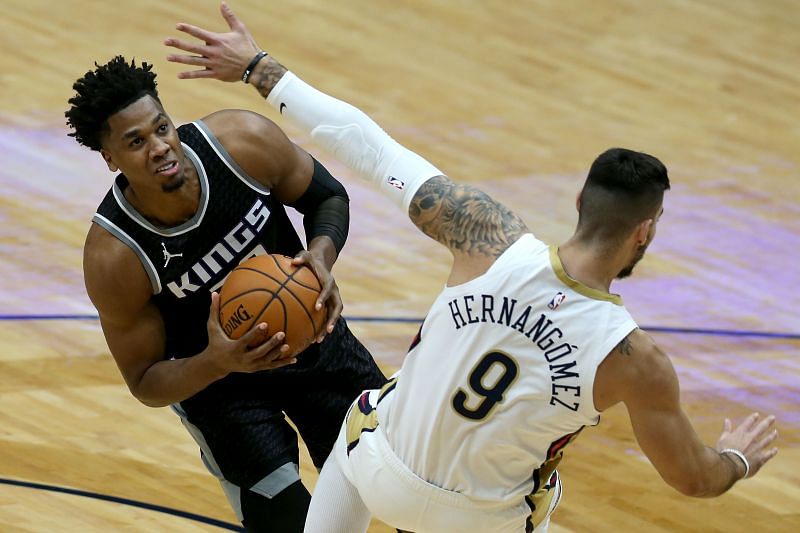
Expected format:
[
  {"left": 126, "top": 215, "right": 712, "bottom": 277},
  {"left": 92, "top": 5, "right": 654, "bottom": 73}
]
[
  {"left": 66, "top": 56, "right": 160, "bottom": 151},
  {"left": 577, "top": 148, "right": 670, "bottom": 243}
]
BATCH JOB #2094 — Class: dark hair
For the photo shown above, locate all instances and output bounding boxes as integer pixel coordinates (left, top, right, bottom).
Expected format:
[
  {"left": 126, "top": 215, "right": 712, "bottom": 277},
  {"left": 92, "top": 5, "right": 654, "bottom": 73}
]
[
  {"left": 577, "top": 148, "right": 670, "bottom": 243},
  {"left": 65, "top": 56, "right": 159, "bottom": 151}
]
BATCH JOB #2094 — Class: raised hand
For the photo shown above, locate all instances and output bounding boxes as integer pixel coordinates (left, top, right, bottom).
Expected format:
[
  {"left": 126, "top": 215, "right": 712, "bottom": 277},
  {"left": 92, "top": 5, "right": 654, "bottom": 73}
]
[
  {"left": 165, "top": 2, "right": 261, "bottom": 81},
  {"left": 716, "top": 412, "right": 779, "bottom": 479}
]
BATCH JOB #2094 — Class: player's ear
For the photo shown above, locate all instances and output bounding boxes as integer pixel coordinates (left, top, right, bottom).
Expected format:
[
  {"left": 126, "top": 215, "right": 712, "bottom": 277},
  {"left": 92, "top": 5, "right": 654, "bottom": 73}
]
[
  {"left": 634, "top": 218, "right": 653, "bottom": 245},
  {"left": 101, "top": 149, "right": 118, "bottom": 172},
  {"left": 575, "top": 191, "right": 581, "bottom": 213}
]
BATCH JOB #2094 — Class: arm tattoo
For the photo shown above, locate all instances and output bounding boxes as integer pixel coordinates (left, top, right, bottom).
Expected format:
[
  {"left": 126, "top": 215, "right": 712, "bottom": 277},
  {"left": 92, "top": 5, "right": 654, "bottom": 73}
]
[
  {"left": 250, "top": 57, "right": 288, "bottom": 100},
  {"left": 615, "top": 333, "right": 635, "bottom": 356},
  {"left": 408, "top": 176, "right": 528, "bottom": 258}
]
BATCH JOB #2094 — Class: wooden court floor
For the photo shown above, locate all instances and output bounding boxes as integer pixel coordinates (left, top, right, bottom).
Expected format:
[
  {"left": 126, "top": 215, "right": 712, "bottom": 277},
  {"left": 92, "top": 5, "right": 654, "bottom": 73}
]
[{"left": 0, "top": 0, "right": 798, "bottom": 531}]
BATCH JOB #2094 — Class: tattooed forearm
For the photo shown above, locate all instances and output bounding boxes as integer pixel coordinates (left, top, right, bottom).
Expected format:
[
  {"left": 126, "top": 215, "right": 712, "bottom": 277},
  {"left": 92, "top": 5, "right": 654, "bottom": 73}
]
[
  {"left": 249, "top": 56, "right": 289, "bottom": 100},
  {"left": 408, "top": 176, "right": 528, "bottom": 257}
]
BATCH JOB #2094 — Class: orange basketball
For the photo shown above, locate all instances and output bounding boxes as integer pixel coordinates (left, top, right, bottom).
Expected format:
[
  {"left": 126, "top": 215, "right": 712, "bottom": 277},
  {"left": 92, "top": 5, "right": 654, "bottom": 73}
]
[{"left": 218, "top": 254, "right": 327, "bottom": 352}]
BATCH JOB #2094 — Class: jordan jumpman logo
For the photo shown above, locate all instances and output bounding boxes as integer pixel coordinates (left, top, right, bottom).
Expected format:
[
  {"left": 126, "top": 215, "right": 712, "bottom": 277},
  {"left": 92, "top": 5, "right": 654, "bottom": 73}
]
[{"left": 161, "top": 242, "right": 183, "bottom": 268}]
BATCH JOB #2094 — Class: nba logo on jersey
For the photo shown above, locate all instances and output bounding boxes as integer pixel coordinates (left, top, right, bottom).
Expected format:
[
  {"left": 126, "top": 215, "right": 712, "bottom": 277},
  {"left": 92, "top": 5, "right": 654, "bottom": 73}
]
[
  {"left": 548, "top": 292, "right": 567, "bottom": 310},
  {"left": 386, "top": 176, "right": 405, "bottom": 190}
]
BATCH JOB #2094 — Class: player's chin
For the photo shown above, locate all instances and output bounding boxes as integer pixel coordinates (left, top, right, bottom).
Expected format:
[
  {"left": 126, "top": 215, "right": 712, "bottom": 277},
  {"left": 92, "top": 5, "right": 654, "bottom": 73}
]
[
  {"left": 616, "top": 267, "right": 634, "bottom": 279},
  {"left": 161, "top": 174, "right": 186, "bottom": 192},
  {"left": 616, "top": 260, "right": 639, "bottom": 279}
]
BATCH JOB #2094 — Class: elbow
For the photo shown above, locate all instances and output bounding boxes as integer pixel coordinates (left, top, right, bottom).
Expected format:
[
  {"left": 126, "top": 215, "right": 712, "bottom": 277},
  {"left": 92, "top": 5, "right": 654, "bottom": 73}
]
[
  {"left": 128, "top": 385, "right": 170, "bottom": 408},
  {"left": 137, "top": 397, "right": 169, "bottom": 408},
  {"left": 672, "top": 480, "right": 705, "bottom": 498},
  {"left": 124, "top": 368, "right": 173, "bottom": 408}
]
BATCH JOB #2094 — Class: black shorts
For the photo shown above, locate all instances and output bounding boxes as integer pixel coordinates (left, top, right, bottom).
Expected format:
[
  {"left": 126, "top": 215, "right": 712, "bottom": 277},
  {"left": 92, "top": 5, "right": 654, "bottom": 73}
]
[{"left": 178, "top": 318, "right": 387, "bottom": 488}]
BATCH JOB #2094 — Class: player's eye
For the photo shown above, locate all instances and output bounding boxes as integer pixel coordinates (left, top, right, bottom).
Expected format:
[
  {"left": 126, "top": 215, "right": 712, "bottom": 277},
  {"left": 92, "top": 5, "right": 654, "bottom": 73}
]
[
  {"left": 130, "top": 137, "right": 143, "bottom": 147},
  {"left": 158, "top": 123, "right": 169, "bottom": 133}
]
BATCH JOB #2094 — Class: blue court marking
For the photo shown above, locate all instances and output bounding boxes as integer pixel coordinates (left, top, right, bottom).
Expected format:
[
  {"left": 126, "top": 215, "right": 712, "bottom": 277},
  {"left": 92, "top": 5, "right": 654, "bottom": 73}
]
[
  {"left": 0, "top": 478, "right": 243, "bottom": 531},
  {"left": 0, "top": 314, "right": 101, "bottom": 321},
  {"left": 0, "top": 313, "right": 798, "bottom": 340},
  {"left": 639, "top": 326, "right": 800, "bottom": 340}
]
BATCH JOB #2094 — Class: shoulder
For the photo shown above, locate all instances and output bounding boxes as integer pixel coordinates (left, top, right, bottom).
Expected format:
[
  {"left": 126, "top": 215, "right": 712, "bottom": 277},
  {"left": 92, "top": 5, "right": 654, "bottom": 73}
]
[
  {"left": 199, "top": 109, "right": 300, "bottom": 186},
  {"left": 200, "top": 109, "right": 289, "bottom": 150},
  {"left": 614, "top": 329, "right": 674, "bottom": 377},
  {"left": 83, "top": 223, "right": 153, "bottom": 321},
  {"left": 594, "top": 328, "right": 679, "bottom": 410}
]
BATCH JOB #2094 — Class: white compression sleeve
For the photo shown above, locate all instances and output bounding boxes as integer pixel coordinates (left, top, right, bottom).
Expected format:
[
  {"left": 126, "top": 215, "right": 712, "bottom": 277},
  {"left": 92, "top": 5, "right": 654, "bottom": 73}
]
[{"left": 266, "top": 72, "right": 444, "bottom": 212}]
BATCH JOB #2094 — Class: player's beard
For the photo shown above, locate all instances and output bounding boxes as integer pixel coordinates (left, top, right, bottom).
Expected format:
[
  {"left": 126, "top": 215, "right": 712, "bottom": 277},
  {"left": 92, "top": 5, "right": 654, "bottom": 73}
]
[
  {"left": 617, "top": 242, "right": 648, "bottom": 279},
  {"left": 162, "top": 173, "right": 185, "bottom": 193}
]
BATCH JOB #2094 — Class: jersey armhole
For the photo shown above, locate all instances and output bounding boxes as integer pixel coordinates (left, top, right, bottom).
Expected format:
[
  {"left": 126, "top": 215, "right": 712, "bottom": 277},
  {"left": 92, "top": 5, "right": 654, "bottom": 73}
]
[
  {"left": 191, "top": 120, "right": 272, "bottom": 195},
  {"left": 92, "top": 214, "right": 161, "bottom": 294}
]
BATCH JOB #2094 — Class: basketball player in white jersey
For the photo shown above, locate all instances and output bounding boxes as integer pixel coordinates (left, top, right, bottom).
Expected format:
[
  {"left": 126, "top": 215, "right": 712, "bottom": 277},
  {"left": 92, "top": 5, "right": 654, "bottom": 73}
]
[{"left": 165, "top": 5, "right": 779, "bottom": 532}]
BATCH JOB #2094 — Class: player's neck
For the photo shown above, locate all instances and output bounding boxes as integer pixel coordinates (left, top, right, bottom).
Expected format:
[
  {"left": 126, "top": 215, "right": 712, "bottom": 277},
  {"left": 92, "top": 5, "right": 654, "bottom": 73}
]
[
  {"left": 124, "top": 159, "right": 201, "bottom": 227},
  {"left": 557, "top": 238, "right": 623, "bottom": 293}
]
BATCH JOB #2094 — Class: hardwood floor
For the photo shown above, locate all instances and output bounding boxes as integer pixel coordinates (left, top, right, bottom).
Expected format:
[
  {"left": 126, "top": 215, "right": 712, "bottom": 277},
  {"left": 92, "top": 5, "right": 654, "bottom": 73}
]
[{"left": 0, "top": 0, "right": 797, "bottom": 530}]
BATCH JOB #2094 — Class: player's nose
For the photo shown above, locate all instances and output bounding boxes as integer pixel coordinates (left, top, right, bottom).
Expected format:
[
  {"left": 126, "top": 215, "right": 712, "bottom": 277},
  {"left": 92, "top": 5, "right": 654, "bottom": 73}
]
[{"left": 150, "top": 136, "right": 170, "bottom": 158}]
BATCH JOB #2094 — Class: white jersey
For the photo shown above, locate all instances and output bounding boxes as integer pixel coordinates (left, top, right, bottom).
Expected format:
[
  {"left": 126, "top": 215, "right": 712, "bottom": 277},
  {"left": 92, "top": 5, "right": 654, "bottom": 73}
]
[{"left": 378, "top": 233, "right": 637, "bottom": 505}]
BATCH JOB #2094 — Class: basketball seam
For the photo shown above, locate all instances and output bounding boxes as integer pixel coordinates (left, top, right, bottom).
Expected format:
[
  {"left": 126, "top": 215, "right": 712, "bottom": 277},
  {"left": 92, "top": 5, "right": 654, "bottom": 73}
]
[
  {"left": 219, "top": 287, "right": 275, "bottom": 308},
  {"left": 228, "top": 266, "right": 301, "bottom": 329},
  {"left": 220, "top": 288, "right": 279, "bottom": 337},
  {"left": 289, "top": 264, "right": 325, "bottom": 336},
  {"left": 223, "top": 257, "right": 321, "bottom": 341},
  {"left": 232, "top": 265, "right": 321, "bottom": 295},
  {"left": 276, "top": 279, "right": 322, "bottom": 337},
  {"left": 271, "top": 256, "right": 323, "bottom": 291},
  {"left": 257, "top": 295, "right": 288, "bottom": 334},
  {"left": 271, "top": 257, "right": 322, "bottom": 337}
]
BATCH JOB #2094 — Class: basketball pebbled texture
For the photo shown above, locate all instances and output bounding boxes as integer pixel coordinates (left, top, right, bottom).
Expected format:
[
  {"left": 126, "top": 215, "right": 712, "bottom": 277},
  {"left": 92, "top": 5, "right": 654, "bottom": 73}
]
[{"left": 218, "top": 254, "right": 327, "bottom": 350}]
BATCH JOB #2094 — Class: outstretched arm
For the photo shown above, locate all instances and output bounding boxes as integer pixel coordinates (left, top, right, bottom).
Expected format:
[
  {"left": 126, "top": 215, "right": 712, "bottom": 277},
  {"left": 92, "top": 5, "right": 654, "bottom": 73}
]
[
  {"left": 165, "top": 2, "right": 528, "bottom": 268},
  {"left": 594, "top": 329, "right": 779, "bottom": 496}
]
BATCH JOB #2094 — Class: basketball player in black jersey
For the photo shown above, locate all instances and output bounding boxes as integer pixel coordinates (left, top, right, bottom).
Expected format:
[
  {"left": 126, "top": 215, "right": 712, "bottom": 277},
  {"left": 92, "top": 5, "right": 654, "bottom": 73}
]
[{"left": 66, "top": 56, "right": 387, "bottom": 532}]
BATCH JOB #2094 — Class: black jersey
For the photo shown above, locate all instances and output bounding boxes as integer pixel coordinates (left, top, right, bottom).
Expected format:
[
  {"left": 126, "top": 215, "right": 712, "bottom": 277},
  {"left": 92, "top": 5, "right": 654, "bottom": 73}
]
[
  {"left": 93, "top": 120, "right": 304, "bottom": 360},
  {"left": 93, "top": 119, "right": 388, "bottom": 490}
]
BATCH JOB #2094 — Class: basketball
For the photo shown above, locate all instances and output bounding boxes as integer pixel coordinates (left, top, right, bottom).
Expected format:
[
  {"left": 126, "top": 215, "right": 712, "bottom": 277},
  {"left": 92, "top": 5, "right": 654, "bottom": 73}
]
[{"left": 218, "top": 254, "right": 327, "bottom": 351}]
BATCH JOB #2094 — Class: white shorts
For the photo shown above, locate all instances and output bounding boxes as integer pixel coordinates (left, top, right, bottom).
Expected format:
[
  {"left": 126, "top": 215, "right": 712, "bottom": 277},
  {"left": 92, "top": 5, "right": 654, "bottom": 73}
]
[{"left": 334, "top": 389, "right": 561, "bottom": 533}]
